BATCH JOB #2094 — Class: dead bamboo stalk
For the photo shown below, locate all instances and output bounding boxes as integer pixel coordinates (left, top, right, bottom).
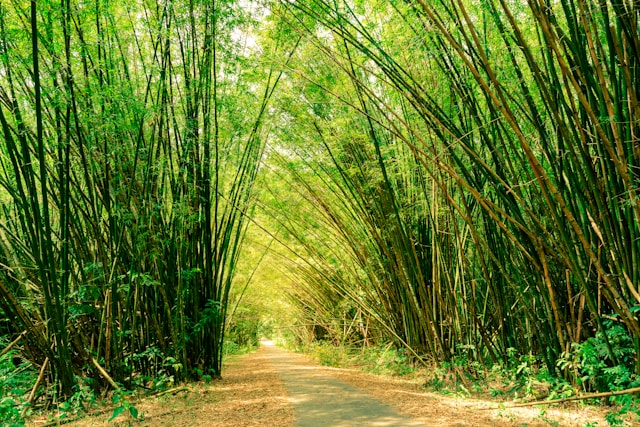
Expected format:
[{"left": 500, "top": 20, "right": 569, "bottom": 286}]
[
  {"left": 483, "top": 386, "right": 640, "bottom": 409},
  {"left": 91, "top": 357, "right": 120, "bottom": 391},
  {"left": 21, "top": 357, "right": 48, "bottom": 417},
  {"left": 0, "top": 330, "right": 27, "bottom": 358},
  {"left": 155, "top": 386, "right": 189, "bottom": 397}
]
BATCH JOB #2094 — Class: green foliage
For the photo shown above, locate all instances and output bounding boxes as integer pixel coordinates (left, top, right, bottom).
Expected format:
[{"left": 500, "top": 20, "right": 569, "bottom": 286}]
[
  {"left": 0, "top": 397, "right": 23, "bottom": 427},
  {"left": 603, "top": 393, "right": 640, "bottom": 426},
  {"left": 274, "top": 0, "right": 640, "bottom": 398},
  {"left": 193, "top": 300, "right": 222, "bottom": 335},
  {"left": 427, "top": 347, "right": 566, "bottom": 402},
  {"left": 0, "top": 0, "right": 288, "bottom": 400},
  {"left": 558, "top": 320, "right": 640, "bottom": 393},
  {"left": 125, "top": 346, "right": 179, "bottom": 390},
  {"left": 359, "top": 344, "right": 414, "bottom": 377},
  {"left": 225, "top": 305, "right": 264, "bottom": 355},
  {"left": 303, "top": 341, "right": 415, "bottom": 377},
  {"left": 108, "top": 390, "right": 139, "bottom": 423},
  {"left": 55, "top": 380, "right": 99, "bottom": 419},
  {"left": 1, "top": 1, "right": 640, "bottom": 422},
  {"left": 305, "top": 341, "right": 349, "bottom": 367},
  {"left": 500, "top": 349, "right": 544, "bottom": 399},
  {"left": 0, "top": 337, "right": 35, "bottom": 426}
]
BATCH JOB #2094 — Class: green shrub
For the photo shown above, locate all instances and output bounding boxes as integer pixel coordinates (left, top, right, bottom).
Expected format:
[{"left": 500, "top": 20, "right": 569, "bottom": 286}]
[
  {"left": 309, "top": 341, "right": 348, "bottom": 367},
  {"left": 224, "top": 307, "right": 264, "bottom": 355},
  {"left": 359, "top": 344, "right": 414, "bottom": 376},
  {"left": 0, "top": 396, "right": 24, "bottom": 427},
  {"left": 558, "top": 320, "right": 640, "bottom": 393},
  {"left": 0, "top": 335, "right": 38, "bottom": 426}
]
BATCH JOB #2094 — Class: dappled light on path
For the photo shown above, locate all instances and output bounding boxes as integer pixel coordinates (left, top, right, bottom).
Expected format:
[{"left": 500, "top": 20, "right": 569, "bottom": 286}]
[
  {"left": 261, "top": 340, "right": 424, "bottom": 427},
  {"left": 46, "top": 341, "right": 609, "bottom": 427},
  {"left": 259, "top": 340, "right": 608, "bottom": 427}
]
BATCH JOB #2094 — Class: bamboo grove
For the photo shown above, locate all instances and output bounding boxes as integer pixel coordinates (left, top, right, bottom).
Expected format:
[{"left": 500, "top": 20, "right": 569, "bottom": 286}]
[
  {"left": 264, "top": 0, "right": 640, "bottom": 390},
  {"left": 1, "top": 0, "right": 639, "bottom": 403},
  {"left": 0, "top": 0, "right": 292, "bottom": 397}
]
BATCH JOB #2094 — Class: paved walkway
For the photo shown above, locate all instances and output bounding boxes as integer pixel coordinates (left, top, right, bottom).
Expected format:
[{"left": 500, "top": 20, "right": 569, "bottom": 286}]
[{"left": 261, "top": 340, "right": 424, "bottom": 427}]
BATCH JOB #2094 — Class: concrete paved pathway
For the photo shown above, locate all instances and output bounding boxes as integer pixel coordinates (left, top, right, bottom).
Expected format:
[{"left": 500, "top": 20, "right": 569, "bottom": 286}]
[{"left": 261, "top": 340, "right": 424, "bottom": 427}]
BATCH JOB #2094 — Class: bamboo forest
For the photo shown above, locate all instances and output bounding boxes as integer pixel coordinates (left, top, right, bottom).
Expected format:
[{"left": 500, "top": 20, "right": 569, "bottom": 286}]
[{"left": 1, "top": 0, "right": 639, "bottom": 425}]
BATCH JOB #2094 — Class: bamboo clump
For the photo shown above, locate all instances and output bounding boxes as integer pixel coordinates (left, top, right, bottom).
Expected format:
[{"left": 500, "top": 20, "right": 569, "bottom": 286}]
[
  {"left": 268, "top": 0, "right": 640, "bottom": 383},
  {"left": 0, "top": 0, "right": 292, "bottom": 400}
]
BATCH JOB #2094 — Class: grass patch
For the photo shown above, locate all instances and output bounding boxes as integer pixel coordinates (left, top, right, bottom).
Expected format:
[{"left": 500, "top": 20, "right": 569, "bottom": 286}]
[{"left": 299, "top": 341, "right": 417, "bottom": 377}]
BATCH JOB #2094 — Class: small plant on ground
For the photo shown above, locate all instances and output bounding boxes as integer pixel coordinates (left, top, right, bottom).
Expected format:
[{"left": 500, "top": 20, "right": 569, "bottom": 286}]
[
  {"left": 54, "top": 380, "right": 99, "bottom": 421},
  {"left": 557, "top": 318, "right": 640, "bottom": 424},
  {"left": 310, "top": 341, "right": 349, "bottom": 367},
  {"left": 108, "top": 390, "right": 140, "bottom": 423}
]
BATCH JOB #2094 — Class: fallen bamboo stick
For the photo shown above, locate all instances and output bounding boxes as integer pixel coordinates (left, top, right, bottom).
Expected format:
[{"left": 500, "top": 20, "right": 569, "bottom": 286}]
[
  {"left": 155, "top": 386, "right": 189, "bottom": 398},
  {"left": 21, "top": 357, "right": 49, "bottom": 418},
  {"left": 91, "top": 357, "right": 120, "bottom": 391},
  {"left": 0, "top": 330, "right": 27, "bottom": 358},
  {"left": 483, "top": 386, "right": 640, "bottom": 409}
]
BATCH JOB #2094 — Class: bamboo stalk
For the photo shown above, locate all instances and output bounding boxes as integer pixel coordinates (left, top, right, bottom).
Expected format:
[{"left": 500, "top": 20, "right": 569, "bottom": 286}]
[
  {"left": 21, "top": 357, "right": 48, "bottom": 418},
  {"left": 91, "top": 357, "right": 120, "bottom": 391},
  {"left": 493, "top": 386, "right": 640, "bottom": 409},
  {"left": 0, "top": 331, "right": 26, "bottom": 358},
  {"left": 277, "top": 0, "right": 640, "bottom": 375}
]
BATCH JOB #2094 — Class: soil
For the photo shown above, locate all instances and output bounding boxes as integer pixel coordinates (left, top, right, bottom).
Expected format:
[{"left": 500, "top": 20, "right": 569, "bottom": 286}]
[
  {"left": 27, "top": 341, "right": 615, "bottom": 427},
  {"left": 27, "top": 345, "right": 295, "bottom": 427},
  {"left": 308, "top": 359, "right": 610, "bottom": 427},
  {"left": 264, "top": 340, "right": 422, "bottom": 426}
]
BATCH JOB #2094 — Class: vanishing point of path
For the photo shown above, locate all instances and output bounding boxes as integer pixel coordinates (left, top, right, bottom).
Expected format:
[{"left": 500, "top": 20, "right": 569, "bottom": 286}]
[{"left": 260, "top": 340, "right": 423, "bottom": 427}]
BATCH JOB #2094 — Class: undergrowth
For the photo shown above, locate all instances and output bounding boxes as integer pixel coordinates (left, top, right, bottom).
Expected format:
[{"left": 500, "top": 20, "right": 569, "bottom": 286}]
[
  {"left": 0, "top": 336, "right": 36, "bottom": 427},
  {"left": 224, "top": 308, "right": 264, "bottom": 356},
  {"left": 302, "top": 341, "right": 417, "bottom": 377},
  {"left": 1, "top": 322, "right": 262, "bottom": 427}
]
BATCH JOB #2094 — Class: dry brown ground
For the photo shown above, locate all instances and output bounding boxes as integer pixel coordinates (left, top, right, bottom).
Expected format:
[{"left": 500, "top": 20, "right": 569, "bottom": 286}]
[
  {"left": 26, "top": 344, "right": 625, "bottom": 426},
  {"left": 263, "top": 344, "right": 614, "bottom": 426},
  {"left": 27, "top": 348, "right": 295, "bottom": 427},
  {"left": 316, "top": 363, "right": 612, "bottom": 426}
]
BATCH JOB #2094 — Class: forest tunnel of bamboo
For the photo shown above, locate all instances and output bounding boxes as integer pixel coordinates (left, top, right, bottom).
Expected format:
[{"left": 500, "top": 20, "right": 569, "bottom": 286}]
[{"left": 0, "top": 0, "right": 639, "bottom": 409}]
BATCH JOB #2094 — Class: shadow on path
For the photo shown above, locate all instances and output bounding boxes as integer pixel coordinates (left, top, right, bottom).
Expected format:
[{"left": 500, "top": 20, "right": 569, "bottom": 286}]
[{"left": 261, "top": 340, "right": 424, "bottom": 427}]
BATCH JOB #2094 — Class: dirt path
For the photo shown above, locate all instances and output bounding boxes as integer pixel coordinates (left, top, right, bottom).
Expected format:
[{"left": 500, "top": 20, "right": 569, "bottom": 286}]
[
  {"left": 309, "top": 370, "right": 602, "bottom": 427},
  {"left": 262, "top": 340, "right": 422, "bottom": 426},
  {"left": 259, "top": 342, "right": 606, "bottom": 427},
  {"left": 30, "top": 342, "right": 609, "bottom": 427}
]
